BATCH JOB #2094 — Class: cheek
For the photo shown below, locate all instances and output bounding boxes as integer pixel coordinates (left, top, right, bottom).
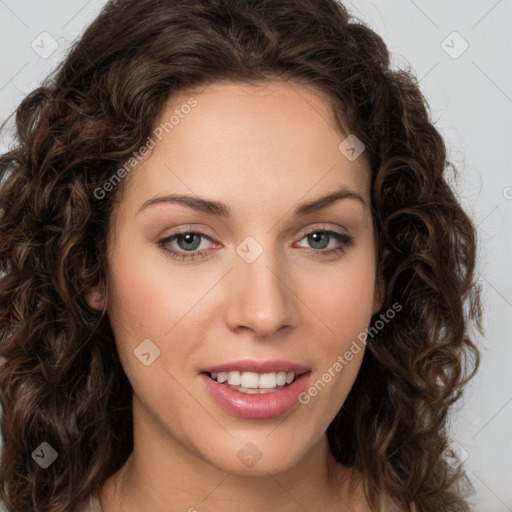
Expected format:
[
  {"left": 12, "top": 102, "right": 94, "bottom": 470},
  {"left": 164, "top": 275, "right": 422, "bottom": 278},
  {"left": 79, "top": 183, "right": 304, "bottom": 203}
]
[
  {"left": 300, "top": 249, "right": 376, "bottom": 401},
  {"left": 306, "top": 254, "right": 377, "bottom": 344},
  {"left": 105, "top": 260, "right": 190, "bottom": 421},
  {"left": 104, "top": 238, "right": 213, "bottom": 388},
  {"left": 299, "top": 269, "right": 374, "bottom": 423},
  {"left": 106, "top": 236, "right": 204, "bottom": 338}
]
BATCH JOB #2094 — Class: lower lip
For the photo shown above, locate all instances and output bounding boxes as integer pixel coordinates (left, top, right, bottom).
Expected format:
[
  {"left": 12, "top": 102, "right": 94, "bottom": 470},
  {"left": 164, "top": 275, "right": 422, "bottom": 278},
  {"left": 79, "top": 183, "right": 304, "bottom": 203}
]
[{"left": 200, "top": 372, "right": 311, "bottom": 419}]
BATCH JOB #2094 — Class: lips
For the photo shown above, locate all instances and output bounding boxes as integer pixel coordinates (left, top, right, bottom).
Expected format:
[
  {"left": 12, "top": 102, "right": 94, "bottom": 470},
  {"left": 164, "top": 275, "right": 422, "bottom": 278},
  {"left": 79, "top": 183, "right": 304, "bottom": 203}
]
[{"left": 199, "top": 359, "right": 312, "bottom": 419}]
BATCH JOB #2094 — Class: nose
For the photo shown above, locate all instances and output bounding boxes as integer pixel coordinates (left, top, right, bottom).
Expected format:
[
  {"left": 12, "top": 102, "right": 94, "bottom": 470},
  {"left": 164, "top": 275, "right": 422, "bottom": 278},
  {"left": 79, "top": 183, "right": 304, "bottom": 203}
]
[{"left": 224, "top": 247, "right": 299, "bottom": 339}]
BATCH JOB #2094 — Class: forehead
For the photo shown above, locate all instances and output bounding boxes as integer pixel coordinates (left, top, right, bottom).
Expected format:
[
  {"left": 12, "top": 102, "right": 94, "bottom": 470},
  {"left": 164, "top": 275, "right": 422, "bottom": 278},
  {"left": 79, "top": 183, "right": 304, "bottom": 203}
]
[{"left": 119, "top": 80, "right": 371, "bottom": 215}]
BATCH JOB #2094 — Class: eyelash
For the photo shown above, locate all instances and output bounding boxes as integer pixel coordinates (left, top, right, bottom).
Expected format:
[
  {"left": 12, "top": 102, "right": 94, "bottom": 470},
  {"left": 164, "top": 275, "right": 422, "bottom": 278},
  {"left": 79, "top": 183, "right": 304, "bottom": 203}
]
[{"left": 157, "top": 227, "right": 354, "bottom": 261}]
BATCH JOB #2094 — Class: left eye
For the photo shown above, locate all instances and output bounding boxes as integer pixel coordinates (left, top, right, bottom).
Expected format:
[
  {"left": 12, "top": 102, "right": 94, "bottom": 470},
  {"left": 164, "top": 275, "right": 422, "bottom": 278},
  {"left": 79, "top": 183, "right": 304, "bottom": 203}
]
[{"left": 296, "top": 230, "right": 349, "bottom": 250}]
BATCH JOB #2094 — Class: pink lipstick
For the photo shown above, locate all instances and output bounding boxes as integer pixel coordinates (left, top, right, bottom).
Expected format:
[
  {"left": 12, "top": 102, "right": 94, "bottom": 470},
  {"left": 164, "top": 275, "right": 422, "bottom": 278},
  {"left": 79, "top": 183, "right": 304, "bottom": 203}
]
[{"left": 199, "top": 359, "right": 311, "bottom": 419}]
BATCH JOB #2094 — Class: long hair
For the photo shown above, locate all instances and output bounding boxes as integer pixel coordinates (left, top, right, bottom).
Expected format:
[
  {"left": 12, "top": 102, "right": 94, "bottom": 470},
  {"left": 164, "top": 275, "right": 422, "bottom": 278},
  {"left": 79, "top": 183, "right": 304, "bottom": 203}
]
[{"left": 0, "top": 0, "right": 482, "bottom": 510}]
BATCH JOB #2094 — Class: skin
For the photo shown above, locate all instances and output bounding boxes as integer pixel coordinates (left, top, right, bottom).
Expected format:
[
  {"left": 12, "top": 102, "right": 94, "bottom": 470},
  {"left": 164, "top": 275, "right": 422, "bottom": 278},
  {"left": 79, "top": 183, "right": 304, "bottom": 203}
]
[{"left": 91, "top": 80, "right": 382, "bottom": 511}]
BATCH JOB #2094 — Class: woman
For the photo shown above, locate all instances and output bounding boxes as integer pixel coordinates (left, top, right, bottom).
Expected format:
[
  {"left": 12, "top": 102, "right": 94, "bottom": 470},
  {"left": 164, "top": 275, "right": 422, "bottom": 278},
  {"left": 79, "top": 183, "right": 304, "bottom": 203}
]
[{"left": 0, "top": 0, "right": 482, "bottom": 511}]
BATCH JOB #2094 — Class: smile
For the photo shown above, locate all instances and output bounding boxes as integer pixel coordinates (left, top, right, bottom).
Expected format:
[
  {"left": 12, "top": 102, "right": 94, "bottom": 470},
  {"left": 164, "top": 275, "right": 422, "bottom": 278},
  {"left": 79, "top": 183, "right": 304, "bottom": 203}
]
[{"left": 200, "top": 364, "right": 312, "bottom": 419}]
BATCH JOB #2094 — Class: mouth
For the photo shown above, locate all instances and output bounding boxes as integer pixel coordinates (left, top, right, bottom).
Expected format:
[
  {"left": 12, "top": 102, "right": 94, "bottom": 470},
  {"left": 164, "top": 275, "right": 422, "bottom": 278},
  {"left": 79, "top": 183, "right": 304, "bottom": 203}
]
[{"left": 199, "top": 361, "right": 312, "bottom": 419}]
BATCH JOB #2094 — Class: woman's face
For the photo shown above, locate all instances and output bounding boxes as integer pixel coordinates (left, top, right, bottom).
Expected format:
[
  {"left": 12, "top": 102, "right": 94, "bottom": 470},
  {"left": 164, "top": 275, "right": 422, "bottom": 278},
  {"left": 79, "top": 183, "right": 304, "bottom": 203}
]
[{"left": 99, "top": 80, "right": 382, "bottom": 475}]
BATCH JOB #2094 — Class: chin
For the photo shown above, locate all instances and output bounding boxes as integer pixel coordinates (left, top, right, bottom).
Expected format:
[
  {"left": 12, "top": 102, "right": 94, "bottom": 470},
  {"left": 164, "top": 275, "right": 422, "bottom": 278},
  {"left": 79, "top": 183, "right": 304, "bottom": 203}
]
[{"left": 196, "top": 435, "right": 314, "bottom": 477}]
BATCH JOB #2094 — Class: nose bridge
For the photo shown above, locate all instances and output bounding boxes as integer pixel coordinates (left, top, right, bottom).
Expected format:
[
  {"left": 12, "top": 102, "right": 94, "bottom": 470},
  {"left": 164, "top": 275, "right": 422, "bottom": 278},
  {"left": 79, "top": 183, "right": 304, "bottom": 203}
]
[{"left": 225, "top": 234, "right": 296, "bottom": 337}]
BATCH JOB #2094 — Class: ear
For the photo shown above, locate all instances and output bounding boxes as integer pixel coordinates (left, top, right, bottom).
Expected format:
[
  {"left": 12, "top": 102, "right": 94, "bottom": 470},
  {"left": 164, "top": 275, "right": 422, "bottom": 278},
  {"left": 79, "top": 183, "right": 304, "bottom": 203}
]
[
  {"left": 371, "top": 248, "right": 390, "bottom": 316},
  {"left": 86, "top": 283, "right": 105, "bottom": 311}
]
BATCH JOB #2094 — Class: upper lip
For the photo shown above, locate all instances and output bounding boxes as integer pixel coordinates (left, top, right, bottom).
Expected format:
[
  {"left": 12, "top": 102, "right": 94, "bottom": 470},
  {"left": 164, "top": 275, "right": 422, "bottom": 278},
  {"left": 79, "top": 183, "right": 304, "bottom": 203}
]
[{"left": 200, "top": 359, "right": 310, "bottom": 375}]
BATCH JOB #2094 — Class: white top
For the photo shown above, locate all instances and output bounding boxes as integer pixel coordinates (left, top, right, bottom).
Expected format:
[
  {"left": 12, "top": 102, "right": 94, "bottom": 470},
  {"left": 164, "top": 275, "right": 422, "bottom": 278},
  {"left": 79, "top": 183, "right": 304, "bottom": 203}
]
[{"left": 84, "top": 493, "right": 103, "bottom": 512}]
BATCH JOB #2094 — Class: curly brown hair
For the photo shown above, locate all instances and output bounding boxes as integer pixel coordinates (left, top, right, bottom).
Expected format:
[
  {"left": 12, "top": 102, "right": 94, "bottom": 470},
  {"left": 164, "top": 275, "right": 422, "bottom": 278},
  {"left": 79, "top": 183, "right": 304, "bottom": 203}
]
[{"left": 0, "top": 0, "right": 482, "bottom": 511}]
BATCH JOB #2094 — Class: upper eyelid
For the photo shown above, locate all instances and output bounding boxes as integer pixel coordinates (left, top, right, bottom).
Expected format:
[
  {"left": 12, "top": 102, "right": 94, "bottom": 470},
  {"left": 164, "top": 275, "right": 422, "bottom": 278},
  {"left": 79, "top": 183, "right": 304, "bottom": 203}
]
[{"left": 299, "top": 225, "right": 347, "bottom": 236}]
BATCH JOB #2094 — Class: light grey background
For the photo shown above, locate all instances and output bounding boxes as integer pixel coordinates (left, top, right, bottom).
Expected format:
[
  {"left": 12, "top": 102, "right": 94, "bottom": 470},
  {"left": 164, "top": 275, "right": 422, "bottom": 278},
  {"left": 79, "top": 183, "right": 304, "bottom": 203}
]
[{"left": 0, "top": 1, "right": 511, "bottom": 510}]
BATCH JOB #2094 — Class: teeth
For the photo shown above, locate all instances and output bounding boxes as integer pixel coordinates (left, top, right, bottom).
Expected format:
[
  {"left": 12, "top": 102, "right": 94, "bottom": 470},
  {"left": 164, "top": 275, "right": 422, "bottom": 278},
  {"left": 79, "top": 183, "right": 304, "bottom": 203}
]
[
  {"left": 259, "top": 373, "right": 278, "bottom": 388},
  {"left": 240, "top": 371, "right": 259, "bottom": 388},
  {"left": 227, "top": 371, "right": 241, "bottom": 386},
  {"left": 211, "top": 371, "right": 297, "bottom": 389}
]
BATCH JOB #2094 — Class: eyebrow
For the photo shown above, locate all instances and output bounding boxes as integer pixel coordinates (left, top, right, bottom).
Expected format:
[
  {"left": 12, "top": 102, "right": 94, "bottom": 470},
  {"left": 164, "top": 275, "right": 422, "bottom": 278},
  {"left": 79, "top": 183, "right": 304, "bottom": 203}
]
[{"left": 138, "top": 185, "right": 366, "bottom": 217}]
